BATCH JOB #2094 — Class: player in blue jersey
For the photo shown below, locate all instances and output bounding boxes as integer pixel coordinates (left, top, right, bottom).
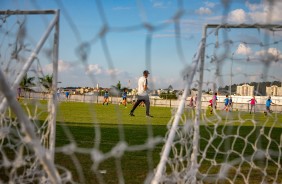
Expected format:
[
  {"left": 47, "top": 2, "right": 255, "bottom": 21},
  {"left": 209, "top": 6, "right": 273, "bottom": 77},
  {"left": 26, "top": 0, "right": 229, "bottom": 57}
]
[
  {"left": 65, "top": 91, "right": 70, "bottom": 101},
  {"left": 222, "top": 95, "right": 229, "bottom": 111},
  {"left": 122, "top": 88, "right": 128, "bottom": 107},
  {"left": 264, "top": 96, "right": 275, "bottom": 116},
  {"left": 103, "top": 90, "right": 109, "bottom": 105}
]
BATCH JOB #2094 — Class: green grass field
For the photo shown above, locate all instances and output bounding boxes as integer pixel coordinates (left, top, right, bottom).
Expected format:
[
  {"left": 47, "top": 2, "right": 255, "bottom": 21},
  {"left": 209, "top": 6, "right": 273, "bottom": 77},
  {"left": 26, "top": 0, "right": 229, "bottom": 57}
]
[
  {"left": 55, "top": 102, "right": 169, "bottom": 183},
  {"left": 2, "top": 100, "right": 282, "bottom": 183},
  {"left": 54, "top": 101, "right": 282, "bottom": 183}
]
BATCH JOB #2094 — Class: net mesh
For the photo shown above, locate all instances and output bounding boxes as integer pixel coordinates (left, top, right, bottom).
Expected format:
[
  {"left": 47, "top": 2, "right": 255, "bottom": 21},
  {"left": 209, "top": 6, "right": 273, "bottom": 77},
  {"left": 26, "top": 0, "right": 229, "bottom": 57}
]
[
  {"left": 0, "top": 10, "right": 61, "bottom": 183},
  {"left": 0, "top": 1, "right": 282, "bottom": 184},
  {"left": 154, "top": 24, "right": 282, "bottom": 184}
]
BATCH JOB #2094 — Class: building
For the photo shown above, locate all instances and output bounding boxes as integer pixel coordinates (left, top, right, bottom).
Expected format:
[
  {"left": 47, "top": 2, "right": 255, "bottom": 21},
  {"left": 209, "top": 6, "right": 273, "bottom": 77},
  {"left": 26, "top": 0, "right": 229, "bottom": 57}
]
[
  {"left": 236, "top": 84, "right": 254, "bottom": 96},
  {"left": 266, "top": 85, "right": 282, "bottom": 96}
]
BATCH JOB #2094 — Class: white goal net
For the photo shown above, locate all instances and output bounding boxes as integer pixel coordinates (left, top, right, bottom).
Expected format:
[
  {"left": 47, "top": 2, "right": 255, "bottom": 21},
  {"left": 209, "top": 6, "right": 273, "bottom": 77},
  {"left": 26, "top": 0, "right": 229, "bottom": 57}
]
[
  {"left": 0, "top": 10, "right": 61, "bottom": 183},
  {"left": 153, "top": 23, "right": 282, "bottom": 184},
  {"left": 1, "top": 1, "right": 282, "bottom": 184}
]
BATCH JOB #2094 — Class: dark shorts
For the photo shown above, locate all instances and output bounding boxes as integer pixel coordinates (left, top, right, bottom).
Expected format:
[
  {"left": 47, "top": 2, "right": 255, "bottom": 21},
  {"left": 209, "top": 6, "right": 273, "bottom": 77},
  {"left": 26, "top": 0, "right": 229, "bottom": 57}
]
[{"left": 123, "top": 97, "right": 127, "bottom": 100}]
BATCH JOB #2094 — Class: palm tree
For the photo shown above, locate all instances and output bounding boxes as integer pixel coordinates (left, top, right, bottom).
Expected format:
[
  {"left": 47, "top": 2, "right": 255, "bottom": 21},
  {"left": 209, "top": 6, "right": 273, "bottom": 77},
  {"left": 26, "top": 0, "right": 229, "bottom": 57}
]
[
  {"left": 39, "top": 74, "right": 53, "bottom": 92},
  {"left": 20, "top": 74, "right": 35, "bottom": 91},
  {"left": 116, "top": 81, "right": 121, "bottom": 90}
]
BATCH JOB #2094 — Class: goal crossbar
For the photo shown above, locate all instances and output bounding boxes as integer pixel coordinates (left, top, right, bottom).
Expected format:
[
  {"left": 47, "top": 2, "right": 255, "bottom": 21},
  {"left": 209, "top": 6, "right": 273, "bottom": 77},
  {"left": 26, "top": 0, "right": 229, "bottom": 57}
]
[
  {"left": 0, "top": 10, "right": 58, "bottom": 15},
  {"left": 204, "top": 23, "right": 282, "bottom": 29}
]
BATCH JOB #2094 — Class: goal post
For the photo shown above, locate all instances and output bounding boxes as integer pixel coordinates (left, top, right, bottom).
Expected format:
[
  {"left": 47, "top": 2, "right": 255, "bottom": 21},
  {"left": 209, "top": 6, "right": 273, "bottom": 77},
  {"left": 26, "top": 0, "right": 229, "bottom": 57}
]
[
  {"left": 152, "top": 37, "right": 206, "bottom": 184},
  {"left": 152, "top": 23, "right": 282, "bottom": 184},
  {"left": 0, "top": 9, "right": 60, "bottom": 183}
]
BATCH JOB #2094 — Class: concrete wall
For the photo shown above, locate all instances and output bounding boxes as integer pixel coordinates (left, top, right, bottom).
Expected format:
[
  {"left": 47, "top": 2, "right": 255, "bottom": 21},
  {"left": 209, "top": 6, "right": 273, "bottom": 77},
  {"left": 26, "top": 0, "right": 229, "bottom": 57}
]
[{"left": 20, "top": 92, "right": 282, "bottom": 113}]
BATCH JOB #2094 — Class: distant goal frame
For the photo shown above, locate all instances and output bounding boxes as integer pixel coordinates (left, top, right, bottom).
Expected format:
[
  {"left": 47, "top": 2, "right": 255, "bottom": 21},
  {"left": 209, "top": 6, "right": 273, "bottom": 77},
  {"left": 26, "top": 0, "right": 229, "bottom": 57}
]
[{"left": 152, "top": 23, "right": 282, "bottom": 184}]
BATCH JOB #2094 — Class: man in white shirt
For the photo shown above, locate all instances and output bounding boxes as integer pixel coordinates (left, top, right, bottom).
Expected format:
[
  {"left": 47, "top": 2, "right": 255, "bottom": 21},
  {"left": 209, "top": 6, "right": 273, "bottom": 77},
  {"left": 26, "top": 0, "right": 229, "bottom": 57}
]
[{"left": 129, "top": 70, "right": 153, "bottom": 117}]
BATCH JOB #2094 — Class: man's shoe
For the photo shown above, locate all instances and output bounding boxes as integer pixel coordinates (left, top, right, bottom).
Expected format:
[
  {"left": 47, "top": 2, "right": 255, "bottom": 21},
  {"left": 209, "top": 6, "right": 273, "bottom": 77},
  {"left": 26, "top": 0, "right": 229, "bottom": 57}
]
[
  {"left": 129, "top": 112, "right": 135, "bottom": 116},
  {"left": 146, "top": 114, "right": 153, "bottom": 118}
]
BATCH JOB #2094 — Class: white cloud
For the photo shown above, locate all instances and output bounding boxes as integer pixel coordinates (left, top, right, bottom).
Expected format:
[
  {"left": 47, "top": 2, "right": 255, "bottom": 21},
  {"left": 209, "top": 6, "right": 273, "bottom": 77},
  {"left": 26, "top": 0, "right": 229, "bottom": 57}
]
[
  {"left": 248, "top": 11, "right": 267, "bottom": 23},
  {"left": 227, "top": 9, "right": 248, "bottom": 23},
  {"left": 235, "top": 43, "right": 252, "bottom": 55},
  {"left": 268, "top": 48, "right": 281, "bottom": 57},
  {"left": 106, "top": 68, "right": 122, "bottom": 75},
  {"left": 247, "top": 1, "right": 282, "bottom": 23},
  {"left": 205, "top": 1, "right": 282, "bottom": 24},
  {"left": 58, "top": 60, "right": 72, "bottom": 72},
  {"left": 195, "top": 1, "right": 216, "bottom": 15},
  {"left": 195, "top": 7, "right": 212, "bottom": 15},
  {"left": 86, "top": 64, "right": 103, "bottom": 74},
  {"left": 245, "top": 1, "right": 263, "bottom": 11},
  {"left": 44, "top": 60, "right": 72, "bottom": 73},
  {"left": 205, "top": 1, "right": 216, "bottom": 8},
  {"left": 255, "top": 47, "right": 282, "bottom": 61}
]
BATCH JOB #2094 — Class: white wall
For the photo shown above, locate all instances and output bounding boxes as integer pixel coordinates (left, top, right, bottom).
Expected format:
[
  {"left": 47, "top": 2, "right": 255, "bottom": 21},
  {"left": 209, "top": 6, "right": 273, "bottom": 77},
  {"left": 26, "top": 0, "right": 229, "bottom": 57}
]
[{"left": 20, "top": 92, "right": 282, "bottom": 112}]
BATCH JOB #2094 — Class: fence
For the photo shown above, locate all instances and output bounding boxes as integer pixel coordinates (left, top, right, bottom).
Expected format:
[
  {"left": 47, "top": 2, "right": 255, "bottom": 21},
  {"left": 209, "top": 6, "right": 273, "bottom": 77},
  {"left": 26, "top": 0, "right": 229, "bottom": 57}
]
[{"left": 19, "top": 92, "right": 282, "bottom": 113}]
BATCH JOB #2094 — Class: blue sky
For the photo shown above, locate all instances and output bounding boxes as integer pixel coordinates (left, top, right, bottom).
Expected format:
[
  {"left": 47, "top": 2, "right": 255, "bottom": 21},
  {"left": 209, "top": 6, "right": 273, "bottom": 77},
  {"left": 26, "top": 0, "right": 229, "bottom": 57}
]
[{"left": 1, "top": 0, "right": 282, "bottom": 90}]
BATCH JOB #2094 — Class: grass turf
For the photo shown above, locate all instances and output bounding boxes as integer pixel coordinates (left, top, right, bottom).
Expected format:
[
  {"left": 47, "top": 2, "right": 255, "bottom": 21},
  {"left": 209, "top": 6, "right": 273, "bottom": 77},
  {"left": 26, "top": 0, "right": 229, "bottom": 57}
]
[
  {"left": 54, "top": 101, "right": 282, "bottom": 183},
  {"left": 2, "top": 100, "right": 282, "bottom": 183}
]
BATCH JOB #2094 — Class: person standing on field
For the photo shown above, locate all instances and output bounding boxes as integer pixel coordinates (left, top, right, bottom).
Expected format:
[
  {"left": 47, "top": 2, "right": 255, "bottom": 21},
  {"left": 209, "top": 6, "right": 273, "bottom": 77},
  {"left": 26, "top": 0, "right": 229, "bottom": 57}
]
[
  {"left": 264, "top": 96, "right": 275, "bottom": 116},
  {"left": 103, "top": 90, "right": 109, "bottom": 105},
  {"left": 65, "top": 91, "right": 70, "bottom": 101},
  {"left": 228, "top": 96, "right": 233, "bottom": 111},
  {"left": 248, "top": 96, "right": 257, "bottom": 114},
  {"left": 129, "top": 70, "right": 153, "bottom": 117},
  {"left": 122, "top": 88, "right": 128, "bottom": 107},
  {"left": 209, "top": 92, "right": 217, "bottom": 114},
  {"left": 222, "top": 95, "right": 229, "bottom": 111}
]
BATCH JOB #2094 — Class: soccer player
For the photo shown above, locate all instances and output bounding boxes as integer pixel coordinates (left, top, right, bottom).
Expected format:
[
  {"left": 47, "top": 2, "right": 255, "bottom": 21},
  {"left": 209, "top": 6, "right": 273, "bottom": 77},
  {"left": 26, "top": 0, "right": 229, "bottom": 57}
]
[
  {"left": 129, "top": 70, "right": 153, "bottom": 117},
  {"left": 65, "top": 91, "right": 70, "bottom": 101},
  {"left": 248, "top": 96, "right": 257, "bottom": 114},
  {"left": 222, "top": 95, "right": 229, "bottom": 111},
  {"left": 210, "top": 92, "right": 217, "bottom": 114},
  {"left": 264, "top": 96, "right": 275, "bottom": 116},
  {"left": 228, "top": 96, "right": 233, "bottom": 111},
  {"left": 103, "top": 90, "right": 109, "bottom": 105},
  {"left": 122, "top": 88, "right": 128, "bottom": 107}
]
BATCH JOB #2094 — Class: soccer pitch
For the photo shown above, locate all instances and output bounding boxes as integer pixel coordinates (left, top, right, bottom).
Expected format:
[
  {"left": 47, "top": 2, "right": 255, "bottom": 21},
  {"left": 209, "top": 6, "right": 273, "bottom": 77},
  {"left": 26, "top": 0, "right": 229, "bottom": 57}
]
[
  {"left": 2, "top": 100, "right": 282, "bottom": 183},
  {"left": 55, "top": 102, "right": 170, "bottom": 183},
  {"left": 53, "top": 101, "right": 282, "bottom": 183}
]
